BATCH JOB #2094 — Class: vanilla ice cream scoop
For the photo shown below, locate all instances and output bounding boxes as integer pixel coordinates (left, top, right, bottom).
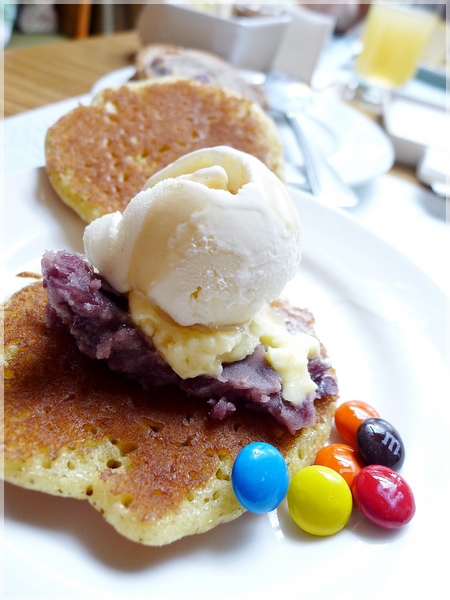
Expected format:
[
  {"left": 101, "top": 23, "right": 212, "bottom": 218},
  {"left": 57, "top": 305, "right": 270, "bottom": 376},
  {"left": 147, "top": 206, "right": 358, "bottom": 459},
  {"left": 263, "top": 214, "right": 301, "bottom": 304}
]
[{"left": 83, "top": 146, "right": 301, "bottom": 328}]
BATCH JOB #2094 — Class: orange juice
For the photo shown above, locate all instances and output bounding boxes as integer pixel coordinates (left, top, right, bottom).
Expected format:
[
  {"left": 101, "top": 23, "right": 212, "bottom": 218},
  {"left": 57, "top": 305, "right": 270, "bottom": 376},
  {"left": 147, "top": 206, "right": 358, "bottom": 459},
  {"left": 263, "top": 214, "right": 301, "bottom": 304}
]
[{"left": 356, "top": 3, "right": 438, "bottom": 88}]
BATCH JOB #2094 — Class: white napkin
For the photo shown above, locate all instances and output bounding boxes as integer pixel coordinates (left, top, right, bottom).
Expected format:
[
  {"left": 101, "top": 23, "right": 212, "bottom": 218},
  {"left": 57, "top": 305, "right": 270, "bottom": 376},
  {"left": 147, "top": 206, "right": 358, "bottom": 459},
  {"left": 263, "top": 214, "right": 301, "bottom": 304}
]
[
  {"left": 417, "top": 147, "right": 450, "bottom": 196},
  {"left": 382, "top": 87, "right": 449, "bottom": 167},
  {"left": 270, "top": 7, "right": 336, "bottom": 84}
]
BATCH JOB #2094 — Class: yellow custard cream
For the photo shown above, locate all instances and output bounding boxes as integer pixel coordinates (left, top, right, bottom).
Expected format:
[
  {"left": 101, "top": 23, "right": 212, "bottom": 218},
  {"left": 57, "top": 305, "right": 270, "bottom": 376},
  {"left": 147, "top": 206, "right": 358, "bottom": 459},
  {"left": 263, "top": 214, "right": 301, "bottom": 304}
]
[
  {"left": 129, "top": 290, "right": 261, "bottom": 379},
  {"left": 83, "top": 146, "right": 318, "bottom": 404}
]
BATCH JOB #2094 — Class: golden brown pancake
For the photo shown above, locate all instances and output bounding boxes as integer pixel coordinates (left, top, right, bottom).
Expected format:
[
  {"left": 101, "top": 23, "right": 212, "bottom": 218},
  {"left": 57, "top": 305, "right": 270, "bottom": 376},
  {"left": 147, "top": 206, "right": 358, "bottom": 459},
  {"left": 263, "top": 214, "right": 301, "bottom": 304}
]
[
  {"left": 2, "top": 282, "right": 337, "bottom": 546},
  {"left": 44, "top": 78, "right": 283, "bottom": 224}
]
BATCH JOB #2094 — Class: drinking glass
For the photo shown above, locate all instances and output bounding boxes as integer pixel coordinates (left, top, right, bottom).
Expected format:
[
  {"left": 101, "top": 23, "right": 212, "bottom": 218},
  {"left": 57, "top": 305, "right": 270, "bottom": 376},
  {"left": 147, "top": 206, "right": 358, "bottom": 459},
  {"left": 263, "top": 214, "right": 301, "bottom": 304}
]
[{"left": 347, "top": 2, "right": 440, "bottom": 111}]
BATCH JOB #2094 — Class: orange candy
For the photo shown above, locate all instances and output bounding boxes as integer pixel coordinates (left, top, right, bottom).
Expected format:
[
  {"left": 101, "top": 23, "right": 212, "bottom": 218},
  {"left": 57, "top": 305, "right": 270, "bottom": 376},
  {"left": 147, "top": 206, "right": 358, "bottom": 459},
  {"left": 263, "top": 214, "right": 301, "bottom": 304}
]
[
  {"left": 314, "top": 443, "right": 364, "bottom": 487},
  {"left": 334, "top": 400, "right": 380, "bottom": 448}
]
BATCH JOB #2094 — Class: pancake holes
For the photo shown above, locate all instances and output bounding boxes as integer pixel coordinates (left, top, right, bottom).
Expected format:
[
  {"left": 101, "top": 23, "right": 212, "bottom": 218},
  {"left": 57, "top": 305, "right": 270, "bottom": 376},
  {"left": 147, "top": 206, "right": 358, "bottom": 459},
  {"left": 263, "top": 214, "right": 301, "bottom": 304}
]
[
  {"left": 177, "top": 435, "right": 195, "bottom": 448},
  {"left": 297, "top": 448, "right": 306, "bottom": 461},
  {"left": 191, "top": 130, "right": 199, "bottom": 140},
  {"left": 83, "top": 424, "right": 98, "bottom": 435},
  {"left": 67, "top": 460, "right": 75, "bottom": 470},
  {"left": 120, "top": 494, "right": 134, "bottom": 509},
  {"left": 189, "top": 470, "right": 197, "bottom": 480},
  {"left": 115, "top": 440, "right": 139, "bottom": 457},
  {"left": 107, "top": 459, "right": 122, "bottom": 469},
  {"left": 86, "top": 486, "right": 93, "bottom": 496},
  {"left": 212, "top": 491, "right": 220, "bottom": 501},
  {"left": 158, "top": 144, "right": 170, "bottom": 154},
  {"left": 205, "top": 448, "right": 214, "bottom": 458},
  {"left": 153, "top": 489, "right": 164, "bottom": 497},
  {"left": 134, "top": 149, "right": 149, "bottom": 165},
  {"left": 141, "top": 417, "right": 165, "bottom": 433},
  {"left": 190, "top": 286, "right": 201, "bottom": 300},
  {"left": 104, "top": 101, "right": 118, "bottom": 115},
  {"left": 215, "top": 468, "right": 230, "bottom": 481}
]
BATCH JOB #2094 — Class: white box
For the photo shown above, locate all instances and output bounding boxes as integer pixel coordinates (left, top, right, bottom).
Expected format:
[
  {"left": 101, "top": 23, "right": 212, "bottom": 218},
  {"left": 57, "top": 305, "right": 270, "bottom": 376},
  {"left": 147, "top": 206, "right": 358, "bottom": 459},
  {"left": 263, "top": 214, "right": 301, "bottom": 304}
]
[{"left": 137, "top": 3, "right": 290, "bottom": 72}]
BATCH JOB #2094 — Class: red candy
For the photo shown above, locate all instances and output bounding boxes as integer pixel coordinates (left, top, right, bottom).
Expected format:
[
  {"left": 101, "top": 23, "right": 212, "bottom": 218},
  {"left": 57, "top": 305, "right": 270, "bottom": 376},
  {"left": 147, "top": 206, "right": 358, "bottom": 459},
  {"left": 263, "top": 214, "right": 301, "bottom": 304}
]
[
  {"left": 314, "top": 443, "right": 364, "bottom": 488},
  {"left": 352, "top": 465, "right": 415, "bottom": 529},
  {"left": 335, "top": 400, "right": 380, "bottom": 447}
]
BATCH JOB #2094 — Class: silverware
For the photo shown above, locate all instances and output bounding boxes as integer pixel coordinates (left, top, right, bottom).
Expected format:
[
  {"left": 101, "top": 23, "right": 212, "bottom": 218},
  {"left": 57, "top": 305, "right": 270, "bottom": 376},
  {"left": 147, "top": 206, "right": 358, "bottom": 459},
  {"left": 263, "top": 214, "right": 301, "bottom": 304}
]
[{"left": 263, "top": 73, "right": 359, "bottom": 208}]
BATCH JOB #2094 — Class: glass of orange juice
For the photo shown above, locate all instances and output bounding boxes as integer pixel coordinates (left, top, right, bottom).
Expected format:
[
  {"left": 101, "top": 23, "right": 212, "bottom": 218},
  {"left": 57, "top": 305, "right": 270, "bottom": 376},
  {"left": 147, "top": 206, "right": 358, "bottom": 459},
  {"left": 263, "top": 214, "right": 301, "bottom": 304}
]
[{"left": 348, "top": 2, "right": 439, "bottom": 110}]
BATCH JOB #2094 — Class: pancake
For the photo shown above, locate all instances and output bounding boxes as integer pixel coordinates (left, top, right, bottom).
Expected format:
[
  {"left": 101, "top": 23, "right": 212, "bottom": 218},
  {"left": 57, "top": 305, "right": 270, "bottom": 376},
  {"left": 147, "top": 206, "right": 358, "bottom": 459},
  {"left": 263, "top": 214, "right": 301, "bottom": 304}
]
[
  {"left": 133, "top": 43, "right": 267, "bottom": 106},
  {"left": 1, "top": 282, "right": 337, "bottom": 546},
  {"left": 44, "top": 78, "right": 283, "bottom": 224}
]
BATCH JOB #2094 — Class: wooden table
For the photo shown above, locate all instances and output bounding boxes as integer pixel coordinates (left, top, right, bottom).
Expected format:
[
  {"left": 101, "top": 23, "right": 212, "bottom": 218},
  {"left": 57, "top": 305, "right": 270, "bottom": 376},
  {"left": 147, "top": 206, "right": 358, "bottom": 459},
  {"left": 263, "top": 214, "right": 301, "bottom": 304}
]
[
  {"left": 4, "top": 31, "right": 139, "bottom": 116},
  {"left": 4, "top": 30, "right": 416, "bottom": 184}
]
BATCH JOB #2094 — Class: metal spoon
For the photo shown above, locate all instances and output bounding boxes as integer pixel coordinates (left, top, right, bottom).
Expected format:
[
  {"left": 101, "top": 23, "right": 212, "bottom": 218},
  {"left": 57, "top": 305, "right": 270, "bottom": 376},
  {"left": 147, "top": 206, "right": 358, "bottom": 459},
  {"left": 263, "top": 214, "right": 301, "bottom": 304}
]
[{"left": 263, "top": 73, "right": 359, "bottom": 207}]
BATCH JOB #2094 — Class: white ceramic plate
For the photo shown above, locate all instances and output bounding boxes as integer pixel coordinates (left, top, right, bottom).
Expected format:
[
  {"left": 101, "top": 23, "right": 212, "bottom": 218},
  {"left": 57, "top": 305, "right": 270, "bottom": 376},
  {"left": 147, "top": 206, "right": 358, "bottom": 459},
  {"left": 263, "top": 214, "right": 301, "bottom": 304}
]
[
  {"left": 90, "top": 66, "right": 394, "bottom": 188},
  {"left": 3, "top": 168, "right": 448, "bottom": 599}
]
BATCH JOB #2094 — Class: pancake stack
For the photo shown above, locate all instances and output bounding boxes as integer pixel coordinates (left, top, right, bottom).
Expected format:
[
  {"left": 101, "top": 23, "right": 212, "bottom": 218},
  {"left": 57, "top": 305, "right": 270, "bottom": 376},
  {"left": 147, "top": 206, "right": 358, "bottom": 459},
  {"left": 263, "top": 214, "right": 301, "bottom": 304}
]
[{"left": 3, "top": 46, "right": 338, "bottom": 547}]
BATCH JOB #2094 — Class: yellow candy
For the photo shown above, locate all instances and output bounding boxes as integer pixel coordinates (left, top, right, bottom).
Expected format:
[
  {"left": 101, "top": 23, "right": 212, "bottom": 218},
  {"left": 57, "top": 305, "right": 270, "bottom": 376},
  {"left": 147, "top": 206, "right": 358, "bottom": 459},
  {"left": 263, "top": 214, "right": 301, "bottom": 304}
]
[{"left": 287, "top": 465, "right": 353, "bottom": 536}]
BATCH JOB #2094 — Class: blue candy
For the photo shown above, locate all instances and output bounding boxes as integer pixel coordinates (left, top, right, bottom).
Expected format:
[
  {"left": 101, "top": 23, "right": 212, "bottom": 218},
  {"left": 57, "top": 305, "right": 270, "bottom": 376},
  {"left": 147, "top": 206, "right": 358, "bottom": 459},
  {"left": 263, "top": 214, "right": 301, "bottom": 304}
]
[{"left": 231, "top": 442, "right": 289, "bottom": 514}]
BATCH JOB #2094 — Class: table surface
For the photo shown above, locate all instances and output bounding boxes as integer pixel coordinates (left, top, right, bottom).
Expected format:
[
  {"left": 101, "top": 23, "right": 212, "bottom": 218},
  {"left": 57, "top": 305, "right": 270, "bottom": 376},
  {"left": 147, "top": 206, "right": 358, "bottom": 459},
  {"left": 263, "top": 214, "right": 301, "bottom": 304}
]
[
  {"left": 4, "top": 30, "right": 419, "bottom": 185},
  {"left": 4, "top": 31, "right": 139, "bottom": 116}
]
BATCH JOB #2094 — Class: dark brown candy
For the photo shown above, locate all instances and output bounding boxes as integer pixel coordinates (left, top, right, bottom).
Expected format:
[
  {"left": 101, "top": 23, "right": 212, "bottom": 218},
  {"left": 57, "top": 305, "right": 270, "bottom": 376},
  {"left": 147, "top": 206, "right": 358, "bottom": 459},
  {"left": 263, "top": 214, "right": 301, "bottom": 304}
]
[{"left": 356, "top": 417, "right": 405, "bottom": 470}]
